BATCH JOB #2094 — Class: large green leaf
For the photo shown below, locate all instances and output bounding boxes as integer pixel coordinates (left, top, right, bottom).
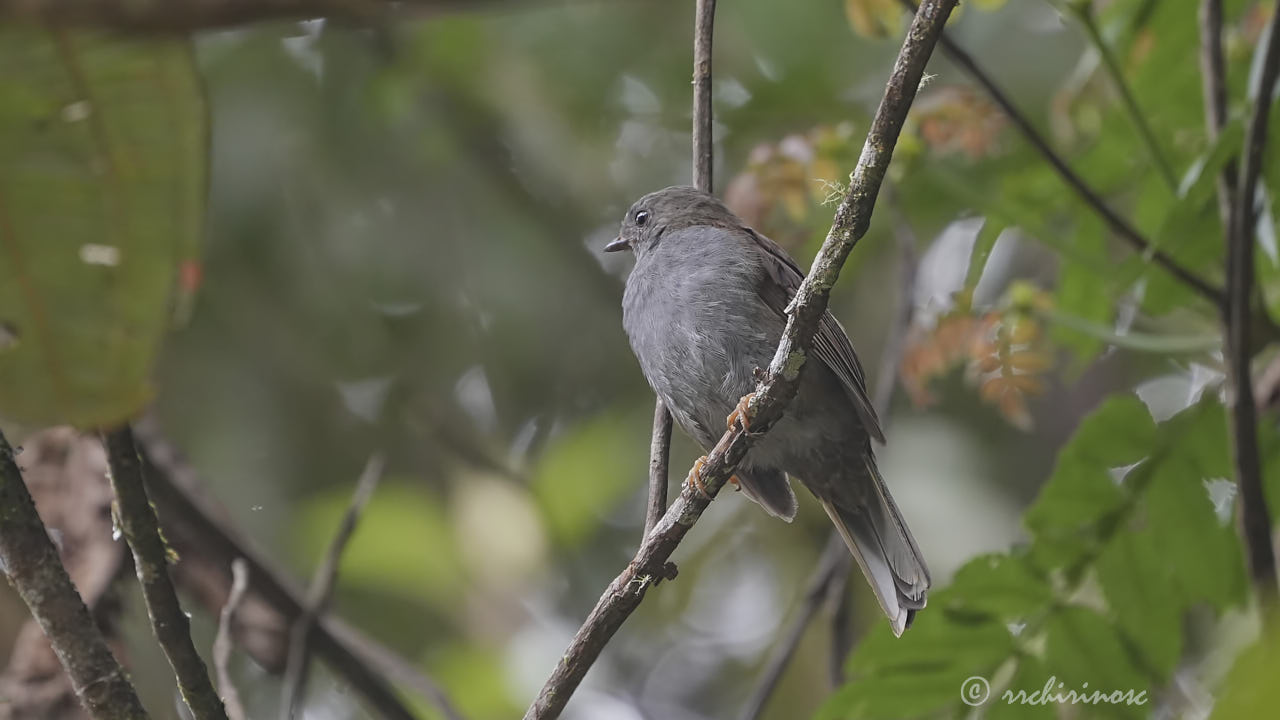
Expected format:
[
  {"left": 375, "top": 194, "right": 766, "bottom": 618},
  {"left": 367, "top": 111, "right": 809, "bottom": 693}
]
[
  {"left": 0, "top": 30, "right": 205, "bottom": 427},
  {"left": 819, "top": 396, "right": 1248, "bottom": 720}
]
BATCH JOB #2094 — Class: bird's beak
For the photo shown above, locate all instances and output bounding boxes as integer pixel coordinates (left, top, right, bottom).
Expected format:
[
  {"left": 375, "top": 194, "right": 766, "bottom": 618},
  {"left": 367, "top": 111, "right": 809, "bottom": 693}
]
[{"left": 604, "top": 236, "right": 630, "bottom": 253}]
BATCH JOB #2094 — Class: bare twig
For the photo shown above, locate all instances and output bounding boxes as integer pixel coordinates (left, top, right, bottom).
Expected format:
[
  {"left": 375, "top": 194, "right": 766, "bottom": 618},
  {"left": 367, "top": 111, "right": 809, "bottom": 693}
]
[
  {"left": 1226, "top": 1, "right": 1280, "bottom": 605},
  {"left": 1199, "top": 0, "right": 1237, "bottom": 224},
  {"left": 101, "top": 426, "right": 227, "bottom": 720},
  {"left": 644, "top": 0, "right": 718, "bottom": 540},
  {"left": 323, "top": 621, "right": 465, "bottom": 720},
  {"left": 280, "top": 453, "right": 385, "bottom": 720},
  {"left": 0, "top": 429, "right": 150, "bottom": 720},
  {"left": 522, "top": 3, "right": 958, "bottom": 718},
  {"left": 897, "top": 0, "right": 1223, "bottom": 306},
  {"left": 692, "top": 0, "right": 717, "bottom": 193},
  {"left": 213, "top": 558, "right": 251, "bottom": 720},
  {"left": 643, "top": 404, "right": 672, "bottom": 536},
  {"left": 738, "top": 185, "right": 921, "bottom": 720},
  {"left": 131, "top": 424, "right": 446, "bottom": 720}
]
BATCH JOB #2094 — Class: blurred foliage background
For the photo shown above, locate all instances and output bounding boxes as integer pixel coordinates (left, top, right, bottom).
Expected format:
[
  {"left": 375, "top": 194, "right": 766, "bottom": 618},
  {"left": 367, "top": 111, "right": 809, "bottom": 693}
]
[{"left": 3, "top": 0, "right": 1280, "bottom": 718}]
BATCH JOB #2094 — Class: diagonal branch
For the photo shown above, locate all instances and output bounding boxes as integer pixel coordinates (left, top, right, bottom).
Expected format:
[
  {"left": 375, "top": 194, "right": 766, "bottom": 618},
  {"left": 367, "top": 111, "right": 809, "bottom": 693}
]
[
  {"left": 522, "top": 2, "right": 958, "bottom": 718},
  {"left": 737, "top": 186, "right": 920, "bottom": 720},
  {"left": 101, "top": 426, "right": 228, "bottom": 720},
  {"left": 280, "top": 453, "right": 385, "bottom": 719},
  {"left": 130, "top": 422, "right": 455, "bottom": 720},
  {"left": 898, "top": 0, "right": 1224, "bottom": 306},
  {"left": 0, "top": 429, "right": 151, "bottom": 720},
  {"left": 1225, "top": 0, "right": 1280, "bottom": 606},
  {"left": 737, "top": 534, "right": 849, "bottom": 720}
]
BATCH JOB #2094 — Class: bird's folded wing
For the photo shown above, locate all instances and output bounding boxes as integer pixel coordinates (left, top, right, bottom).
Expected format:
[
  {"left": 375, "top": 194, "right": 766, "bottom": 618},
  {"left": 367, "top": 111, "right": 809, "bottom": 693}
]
[{"left": 747, "top": 227, "right": 885, "bottom": 444}]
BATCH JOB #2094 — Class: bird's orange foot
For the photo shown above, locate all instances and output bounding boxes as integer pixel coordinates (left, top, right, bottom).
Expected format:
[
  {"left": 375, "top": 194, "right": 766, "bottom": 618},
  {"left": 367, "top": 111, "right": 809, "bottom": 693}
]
[
  {"left": 685, "top": 455, "right": 712, "bottom": 500},
  {"left": 729, "top": 475, "right": 741, "bottom": 491},
  {"left": 727, "top": 392, "right": 757, "bottom": 432}
]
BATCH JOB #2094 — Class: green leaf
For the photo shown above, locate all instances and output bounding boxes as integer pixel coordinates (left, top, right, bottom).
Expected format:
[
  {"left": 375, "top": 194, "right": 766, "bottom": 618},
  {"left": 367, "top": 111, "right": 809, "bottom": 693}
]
[
  {"left": 1025, "top": 395, "right": 1155, "bottom": 567},
  {"left": 1117, "top": 119, "right": 1242, "bottom": 315},
  {"left": 1211, "top": 621, "right": 1280, "bottom": 720},
  {"left": 1043, "top": 606, "right": 1152, "bottom": 718},
  {"left": 964, "top": 218, "right": 1003, "bottom": 294},
  {"left": 1054, "top": 213, "right": 1113, "bottom": 366},
  {"left": 1095, "top": 530, "right": 1184, "bottom": 677},
  {"left": 985, "top": 655, "right": 1056, "bottom": 719},
  {"left": 825, "top": 600, "right": 1015, "bottom": 718},
  {"left": 0, "top": 30, "right": 205, "bottom": 427},
  {"left": 943, "top": 552, "right": 1053, "bottom": 620}
]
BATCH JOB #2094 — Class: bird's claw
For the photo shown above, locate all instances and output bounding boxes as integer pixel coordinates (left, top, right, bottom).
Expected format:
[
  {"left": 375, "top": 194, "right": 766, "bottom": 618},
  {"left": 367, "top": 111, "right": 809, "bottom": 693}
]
[
  {"left": 685, "top": 456, "right": 712, "bottom": 500},
  {"left": 727, "top": 392, "right": 757, "bottom": 433}
]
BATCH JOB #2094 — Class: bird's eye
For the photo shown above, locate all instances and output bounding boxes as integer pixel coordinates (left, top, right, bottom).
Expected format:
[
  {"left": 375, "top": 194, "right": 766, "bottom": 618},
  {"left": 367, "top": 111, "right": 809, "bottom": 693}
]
[{"left": 635, "top": 210, "right": 650, "bottom": 226}]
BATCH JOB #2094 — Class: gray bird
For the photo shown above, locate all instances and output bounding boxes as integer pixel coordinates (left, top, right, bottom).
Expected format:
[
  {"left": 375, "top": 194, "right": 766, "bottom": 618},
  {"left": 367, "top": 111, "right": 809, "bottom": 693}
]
[{"left": 606, "top": 185, "right": 930, "bottom": 635}]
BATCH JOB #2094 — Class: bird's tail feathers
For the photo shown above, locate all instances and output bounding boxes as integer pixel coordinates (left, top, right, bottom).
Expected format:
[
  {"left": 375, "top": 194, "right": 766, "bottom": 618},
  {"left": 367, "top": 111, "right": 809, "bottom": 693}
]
[{"left": 821, "top": 463, "right": 929, "bottom": 636}]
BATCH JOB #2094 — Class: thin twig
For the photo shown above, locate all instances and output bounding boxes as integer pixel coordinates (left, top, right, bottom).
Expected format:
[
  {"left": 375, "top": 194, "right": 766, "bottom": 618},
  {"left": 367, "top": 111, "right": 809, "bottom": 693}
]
[
  {"left": 737, "top": 535, "right": 849, "bottom": 720},
  {"left": 1226, "top": 0, "right": 1280, "bottom": 607},
  {"left": 897, "top": 0, "right": 1224, "bottom": 306},
  {"left": 1069, "top": 2, "right": 1178, "bottom": 190},
  {"left": 738, "top": 185, "right": 921, "bottom": 720},
  {"left": 0, "top": 430, "right": 150, "bottom": 720},
  {"left": 643, "top": 404, "right": 672, "bottom": 536},
  {"left": 645, "top": 0, "right": 718, "bottom": 540},
  {"left": 522, "top": 3, "right": 958, "bottom": 718},
  {"left": 101, "top": 426, "right": 228, "bottom": 720},
  {"left": 692, "top": 0, "right": 717, "bottom": 193},
  {"left": 280, "top": 453, "right": 385, "bottom": 720},
  {"left": 324, "top": 620, "right": 466, "bottom": 720},
  {"left": 213, "top": 558, "right": 251, "bottom": 720},
  {"left": 1199, "top": 0, "right": 1237, "bottom": 224},
  {"left": 131, "top": 425, "right": 446, "bottom": 720}
]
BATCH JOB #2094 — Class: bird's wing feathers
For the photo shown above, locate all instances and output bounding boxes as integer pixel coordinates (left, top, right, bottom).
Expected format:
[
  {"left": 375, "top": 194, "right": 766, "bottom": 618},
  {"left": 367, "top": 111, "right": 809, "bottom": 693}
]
[{"left": 747, "top": 228, "right": 885, "bottom": 444}]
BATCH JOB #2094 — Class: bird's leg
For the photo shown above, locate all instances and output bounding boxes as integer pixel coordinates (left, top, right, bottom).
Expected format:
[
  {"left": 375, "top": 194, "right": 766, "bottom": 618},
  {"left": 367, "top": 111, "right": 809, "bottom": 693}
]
[
  {"left": 685, "top": 456, "right": 712, "bottom": 500},
  {"left": 726, "top": 392, "right": 756, "bottom": 433}
]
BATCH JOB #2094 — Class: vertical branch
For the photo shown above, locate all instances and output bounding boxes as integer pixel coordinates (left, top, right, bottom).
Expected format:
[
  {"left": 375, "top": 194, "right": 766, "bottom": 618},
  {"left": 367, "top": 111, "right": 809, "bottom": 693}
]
[
  {"left": 101, "top": 426, "right": 228, "bottom": 720},
  {"left": 523, "top": 3, "right": 958, "bottom": 715},
  {"left": 0, "top": 430, "right": 150, "bottom": 720},
  {"left": 1226, "top": 1, "right": 1280, "bottom": 605},
  {"left": 280, "top": 453, "right": 385, "bottom": 719},
  {"left": 1199, "top": 0, "right": 1237, "bottom": 224},
  {"left": 692, "top": 0, "right": 717, "bottom": 192},
  {"left": 643, "top": 405, "right": 672, "bottom": 535},
  {"left": 646, "top": 0, "right": 718, "bottom": 538}
]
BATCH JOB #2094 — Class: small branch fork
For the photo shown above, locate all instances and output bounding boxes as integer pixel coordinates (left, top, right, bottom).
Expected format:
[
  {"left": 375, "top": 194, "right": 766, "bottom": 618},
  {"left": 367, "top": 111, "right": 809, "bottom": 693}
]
[
  {"left": 279, "top": 453, "right": 385, "bottom": 719},
  {"left": 522, "top": 2, "right": 959, "bottom": 718},
  {"left": 643, "top": 0, "right": 718, "bottom": 540},
  {"left": 1224, "top": 0, "right": 1280, "bottom": 607},
  {"left": 0, "top": 429, "right": 151, "bottom": 720},
  {"left": 101, "top": 426, "right": 228, "bottom": 720}
]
